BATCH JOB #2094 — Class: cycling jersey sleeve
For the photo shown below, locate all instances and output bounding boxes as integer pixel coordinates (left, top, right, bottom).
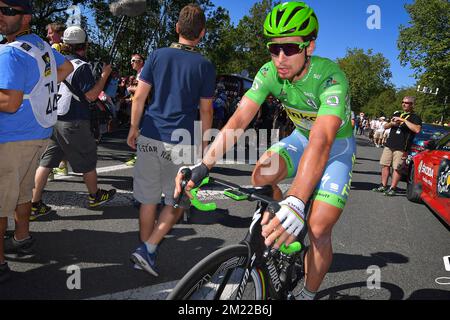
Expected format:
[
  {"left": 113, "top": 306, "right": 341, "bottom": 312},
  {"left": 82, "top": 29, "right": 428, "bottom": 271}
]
[
  {"left": 317, "top": 70, "right": 349, "bottom": 122},
  {"left": 244, "top": 62, "right": 273, "bottom": 106}
]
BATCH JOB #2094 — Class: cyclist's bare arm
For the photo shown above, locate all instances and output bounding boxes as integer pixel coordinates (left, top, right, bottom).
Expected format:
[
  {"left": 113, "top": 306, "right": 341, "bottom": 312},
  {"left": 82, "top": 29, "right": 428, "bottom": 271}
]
[
  {"left": 174, "top": 96, "right": 261, "bottom": 195},
  {"left": 56, "top": 60, "right": 74, "bottom": 83},
  {"left": 0, "top": 89, "right": 23, "bottom": 113},
  {"left": 199, "top": 97, "right": 214, "bottom": 153},
  {"left": 126, "top": 80, "right": 152, "bottom": 149}
]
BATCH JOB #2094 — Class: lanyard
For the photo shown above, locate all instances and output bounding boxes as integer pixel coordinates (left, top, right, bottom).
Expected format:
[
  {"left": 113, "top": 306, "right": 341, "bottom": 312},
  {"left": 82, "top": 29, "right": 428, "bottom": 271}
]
[{"left": 170, "top": 42, "right": 198, "bottom": 53}]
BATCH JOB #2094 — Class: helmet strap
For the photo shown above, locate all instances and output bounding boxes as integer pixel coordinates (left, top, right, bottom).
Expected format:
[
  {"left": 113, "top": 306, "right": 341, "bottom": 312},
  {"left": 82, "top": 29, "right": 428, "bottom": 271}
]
[{"left": 294, "top": 49, "right": 310, "bottom": 79}]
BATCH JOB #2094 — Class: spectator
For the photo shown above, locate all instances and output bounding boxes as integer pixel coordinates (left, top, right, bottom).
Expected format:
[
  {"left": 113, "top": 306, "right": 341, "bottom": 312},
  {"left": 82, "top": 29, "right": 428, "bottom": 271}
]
[
  {"left": 125, "top": 54, "right": 144, "bottom": 167},
  {"left": 46, "top": 21, "right": 70, "bottom": 179},
  {"left": 373, "top": 116, "right": 387, "bottom": 147},
  {"left": 0, "top": 0, "right": 73, "bottom": 282},
  {"left": 31, "top": 25, "right": 116, "bottom": 220},
  {"left": 373, "top": 96, "right": 422, "bottom": 196},
  {"left": 127, "top": 3, "right": 215, "bottom": 276}
]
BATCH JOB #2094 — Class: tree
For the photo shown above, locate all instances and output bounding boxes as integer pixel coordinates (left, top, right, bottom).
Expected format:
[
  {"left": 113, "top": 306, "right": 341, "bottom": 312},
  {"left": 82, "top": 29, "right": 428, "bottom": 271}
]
[
  {"left": 398, "top": 0, "right": 450, "bottom": 123},
  {"left": 337, "top": 48, "right": 393, "bottom": 114}
]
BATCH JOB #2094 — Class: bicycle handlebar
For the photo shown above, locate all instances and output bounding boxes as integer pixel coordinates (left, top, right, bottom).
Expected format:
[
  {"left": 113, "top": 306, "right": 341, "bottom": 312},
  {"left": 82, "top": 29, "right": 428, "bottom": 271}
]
[{"left": 175, "top": 168, "right": 281, "bottom": 213}]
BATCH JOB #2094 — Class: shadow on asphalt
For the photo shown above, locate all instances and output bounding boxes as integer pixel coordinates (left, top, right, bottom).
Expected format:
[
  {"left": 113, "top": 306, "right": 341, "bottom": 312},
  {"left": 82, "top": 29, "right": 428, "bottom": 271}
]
[
  {"left": 184, "top": 208, "right": 252, "bottom": 228},
  {"left": 317, "top": 281, "right": 450, "bottom": 300},
  {"left": 0, "top": 227, "right": 226, "bottom": 300},
  {"left": 329, "top": 251, "right": 409, "bottom": 273}
]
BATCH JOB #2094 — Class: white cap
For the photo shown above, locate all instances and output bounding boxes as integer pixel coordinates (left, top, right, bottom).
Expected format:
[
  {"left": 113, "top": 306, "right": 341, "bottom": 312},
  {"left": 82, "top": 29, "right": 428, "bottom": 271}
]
[
  {"left": 62, "top": 26, "right": 87, "bottom": 44},
  {"left": 380, "top": 116, "right": 386, "bottom": 120}
]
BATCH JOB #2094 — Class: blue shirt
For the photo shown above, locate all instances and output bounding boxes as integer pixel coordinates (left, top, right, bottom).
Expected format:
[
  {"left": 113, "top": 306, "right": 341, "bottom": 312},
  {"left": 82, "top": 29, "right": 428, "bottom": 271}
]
[
  {"left": 58, "top": 55, "right": 96, "bottom": 121},
  {"left": 139, "top": 47, "right": 216, "bottom": 144},
  {"left": 0, "top": 34, "right": 66, "bottom": 143}
]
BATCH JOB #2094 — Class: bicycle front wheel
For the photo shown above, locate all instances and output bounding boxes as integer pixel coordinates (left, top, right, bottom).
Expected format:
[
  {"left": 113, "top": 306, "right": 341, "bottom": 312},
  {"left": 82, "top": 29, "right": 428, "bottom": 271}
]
[{"left": 167, "top": 244, "right": 264, "bottom": 300}]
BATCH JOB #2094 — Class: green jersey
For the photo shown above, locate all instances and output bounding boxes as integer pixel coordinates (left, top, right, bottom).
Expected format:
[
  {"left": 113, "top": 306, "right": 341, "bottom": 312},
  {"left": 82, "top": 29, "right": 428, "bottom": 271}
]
[{"left": 244, "top": 56, "right": 353, "bottom": 139}]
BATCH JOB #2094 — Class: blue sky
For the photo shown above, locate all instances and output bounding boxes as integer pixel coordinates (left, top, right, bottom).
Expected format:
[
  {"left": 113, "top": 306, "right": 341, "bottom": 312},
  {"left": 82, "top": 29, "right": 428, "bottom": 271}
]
[{"left": 210, "top": 0, "right": 416, "bottom": 89}]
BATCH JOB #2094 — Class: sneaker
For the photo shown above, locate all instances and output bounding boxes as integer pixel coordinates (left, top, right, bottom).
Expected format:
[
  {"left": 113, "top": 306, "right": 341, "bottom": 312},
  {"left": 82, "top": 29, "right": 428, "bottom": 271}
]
[
  {"left": 130, "top": 244, "right": 159, "bottom": 276},
  {"left": 88, "top": 189, "right": 116, "bottom": 208},
  {"left": 372, "top": 185, "right": 387, "bottom": 193},
  {"left": 384, "top": 188, "right": 397, "bottom": 196},
  {"left": 47, "top": 171, "right": 55, "bottom": 182},
  {"left": 125, "top": 155, "right": 137, "bottom": 166},
  {"left": 0, "top": 263, "right": 11, "bottom": 283},
  {"left": 54, "top": 166, "right": 69, "bottom": 176},
  {"left": 30, "top": 201, "right": 53, "bottom": 221},
  {"left": 4, "top": 235, "right": 35, "bottom": 255}
]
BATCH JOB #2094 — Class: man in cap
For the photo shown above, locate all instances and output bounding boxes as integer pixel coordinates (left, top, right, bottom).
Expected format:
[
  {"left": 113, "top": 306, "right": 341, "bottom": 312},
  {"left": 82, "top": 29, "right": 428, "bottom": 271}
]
[
  {"left": 31, "top": 25, "right": 116, "bottom": 220},
  {"left": 0, "top": 0, "right": 74, "bottom": 282}
]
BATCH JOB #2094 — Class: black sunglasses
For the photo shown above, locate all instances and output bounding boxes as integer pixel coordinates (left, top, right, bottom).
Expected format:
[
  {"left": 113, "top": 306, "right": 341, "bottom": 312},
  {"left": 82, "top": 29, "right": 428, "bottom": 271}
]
[
  {"left": 0, "top": 6, "right": 26, "bottom": 16},
  {"left": 266, "top": 41, "right": 310, "bottom": 57},
  {"left": 402, "top": 101, "right": 413, "bottom": 105}
]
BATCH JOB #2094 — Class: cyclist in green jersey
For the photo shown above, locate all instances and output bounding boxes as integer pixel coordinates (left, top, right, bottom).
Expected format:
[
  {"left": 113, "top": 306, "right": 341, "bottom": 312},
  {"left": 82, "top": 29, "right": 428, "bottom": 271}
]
[{"left": 175, "top": 1, "right": 356, "bottom": 300}]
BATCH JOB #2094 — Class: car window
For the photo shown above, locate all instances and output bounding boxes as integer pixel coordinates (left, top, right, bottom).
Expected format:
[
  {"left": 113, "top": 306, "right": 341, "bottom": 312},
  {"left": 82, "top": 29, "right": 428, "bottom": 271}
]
[{"left": 438, "top": 134, "right": 450, "bottom": 151}]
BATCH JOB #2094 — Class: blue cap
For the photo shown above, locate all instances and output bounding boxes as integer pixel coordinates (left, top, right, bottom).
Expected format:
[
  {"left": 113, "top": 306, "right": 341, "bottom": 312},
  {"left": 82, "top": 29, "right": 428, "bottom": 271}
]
[{"left": 2, "top": 0, "right": 33, "bottom": 14}]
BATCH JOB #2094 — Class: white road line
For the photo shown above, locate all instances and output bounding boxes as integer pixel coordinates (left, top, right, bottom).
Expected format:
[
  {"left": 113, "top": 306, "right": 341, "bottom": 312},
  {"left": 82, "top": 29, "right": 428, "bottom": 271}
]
[
  {"left": 88, "top": 280, "right": 178, "bottom": 300},
  {"left": 43, "top": 185, "right": 292, "bottom": 210}
]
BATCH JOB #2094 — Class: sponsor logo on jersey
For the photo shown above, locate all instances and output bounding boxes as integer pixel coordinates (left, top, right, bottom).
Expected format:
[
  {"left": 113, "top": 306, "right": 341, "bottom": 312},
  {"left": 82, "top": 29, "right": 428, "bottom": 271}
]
[
  {"left": 324, "top": 76, "right": 339, "bottom": 88},
  {"left": 307, "top": 98, "right": 318, "bottom": 109},
  {"left": 284, "top": 106, "right": 318, "bottom": 130},
  {"left": 251, "top": 77, "right": 262, "bottom": 91},
  {"left": 326, "top": 95, "right": 340, "bottom": 106},
  {"left": 20, "top": 43, "right": 32, "bottom": 51},
  {"left": 41, "top": 52, "right": 52, "bottom": 77},
  {"left": 36, "top": 41, "right": 45, "bottom": 51},
  {"left": 260, "top": 66, "right": 269, "bottom": 77}
]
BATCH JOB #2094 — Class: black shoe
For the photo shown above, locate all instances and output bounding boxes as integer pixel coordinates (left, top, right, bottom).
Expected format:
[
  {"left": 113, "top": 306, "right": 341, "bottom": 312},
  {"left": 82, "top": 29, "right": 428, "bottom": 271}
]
[
  {"left": 0, "top": 263, "right": 11, "bottom": 283},
  {"left": 384, "top": 188, "right": 397, "bottom": 196},
  {"left": 372, "top": 185, "right": 387, "bottom": 193},
  {"left": 4, "top": 235, "right": 35, "bottom": 255},
  {"left": 88, "top": 189, "right": 116, "bottom": 208},
  {"left": 30, "top": 201, "right": 53, "bottom": 221}
]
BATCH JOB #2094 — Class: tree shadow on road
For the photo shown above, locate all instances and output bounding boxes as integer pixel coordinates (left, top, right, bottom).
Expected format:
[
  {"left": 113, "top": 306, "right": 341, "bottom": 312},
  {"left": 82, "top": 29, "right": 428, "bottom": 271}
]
[{"left": 1, "top": 228, "right": 225, "bottom": 300}]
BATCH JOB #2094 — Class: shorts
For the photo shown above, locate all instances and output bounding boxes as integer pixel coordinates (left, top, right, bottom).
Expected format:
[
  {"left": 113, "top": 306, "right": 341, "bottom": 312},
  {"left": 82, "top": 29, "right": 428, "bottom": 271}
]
[
  {"left": 268, "top": 130, "right": 356, "bottom": 209},
  {"left": 0, "top": 139, "right": 48, "bottom": 217},
  {"left": 380, "top": 147, "right": 405, "bottom": 171},
  {"left": 133, "top": 135, "right": 194, "bottom": 209},
  {"left": 40, "top": 120, "right": 97, "bottom": 173},
  {"left": 374, "top": 131, "right": 384, "bottom": 139}
]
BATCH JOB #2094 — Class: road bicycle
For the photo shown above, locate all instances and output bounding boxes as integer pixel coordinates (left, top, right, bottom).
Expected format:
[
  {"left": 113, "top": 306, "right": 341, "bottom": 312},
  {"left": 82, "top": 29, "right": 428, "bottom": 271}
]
[{"left": 167, "top": 168, "right": 309, "bottom": 300}]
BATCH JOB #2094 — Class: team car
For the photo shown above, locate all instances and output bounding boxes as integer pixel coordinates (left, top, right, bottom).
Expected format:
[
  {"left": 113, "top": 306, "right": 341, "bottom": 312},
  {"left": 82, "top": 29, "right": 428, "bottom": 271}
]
[{"left": 406, "top": 132, "right": 450, "bottom": 226}]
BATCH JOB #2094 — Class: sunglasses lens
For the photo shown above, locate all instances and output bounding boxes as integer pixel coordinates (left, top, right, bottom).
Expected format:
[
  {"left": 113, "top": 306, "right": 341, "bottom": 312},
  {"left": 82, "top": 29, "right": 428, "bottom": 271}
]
[
  {"left": 268, "top": 43, "right": 301, "bottom": 57},
  {"left": 0, "top": 7, "right": 22, "bottom": 16}
]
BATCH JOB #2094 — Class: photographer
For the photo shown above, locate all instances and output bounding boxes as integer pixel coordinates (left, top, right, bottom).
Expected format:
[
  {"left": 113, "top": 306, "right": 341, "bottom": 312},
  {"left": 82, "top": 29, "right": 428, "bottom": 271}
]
[{"left": 373, "top": 97, "right": 422, "bottom": 196}]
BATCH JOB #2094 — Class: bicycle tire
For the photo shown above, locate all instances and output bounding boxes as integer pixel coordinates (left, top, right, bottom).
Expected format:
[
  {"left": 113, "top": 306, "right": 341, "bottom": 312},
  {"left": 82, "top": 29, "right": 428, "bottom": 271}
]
[{"left": 167, "top": 244, "right": 264, "bottom": 300}]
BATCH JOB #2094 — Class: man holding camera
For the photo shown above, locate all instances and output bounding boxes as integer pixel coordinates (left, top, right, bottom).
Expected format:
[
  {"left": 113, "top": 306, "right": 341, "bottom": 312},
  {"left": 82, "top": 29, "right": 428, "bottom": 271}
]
[{"left": 373, "top": 96, "right": 422, "bottom": 196}]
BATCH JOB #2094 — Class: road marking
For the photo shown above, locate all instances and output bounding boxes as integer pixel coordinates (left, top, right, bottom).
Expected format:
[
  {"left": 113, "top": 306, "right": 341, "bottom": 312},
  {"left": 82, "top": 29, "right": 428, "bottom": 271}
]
[
  {"left": 42, "top": 185, "right": 292, "bottom": 210},
  {"left": 52, "top": 164, "right": 131, "bottom": 180},
  {"left": 88, "top": 280, "right": 178, "bottom": 300}
]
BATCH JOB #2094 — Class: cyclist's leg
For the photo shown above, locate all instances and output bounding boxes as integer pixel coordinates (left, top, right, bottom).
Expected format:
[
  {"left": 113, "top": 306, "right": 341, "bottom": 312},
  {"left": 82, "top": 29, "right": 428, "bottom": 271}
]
[
  {"left": 303, "top": 136, "right": 356, "bottom": 294},
  {"left": 252, "top": 129, "right": 306, "bottom": 200}
]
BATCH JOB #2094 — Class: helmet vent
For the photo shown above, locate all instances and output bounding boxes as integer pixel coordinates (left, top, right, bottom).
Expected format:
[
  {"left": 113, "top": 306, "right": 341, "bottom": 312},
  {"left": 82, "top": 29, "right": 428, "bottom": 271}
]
[
  {"left": 285, "top": 6, "right": 304, "bottom": 25},
  {"left": 276, "top": 10, "right": 285, "bottom": 25},
  {"left": 299, "top": 18, "right": 310, "bottom": 32}
]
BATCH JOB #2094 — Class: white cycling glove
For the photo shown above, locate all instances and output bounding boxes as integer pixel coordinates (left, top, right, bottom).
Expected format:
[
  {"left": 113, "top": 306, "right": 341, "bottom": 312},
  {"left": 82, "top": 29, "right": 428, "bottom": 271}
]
[{"left": 275, "top": 196, "right": 306, "bottom": 237}]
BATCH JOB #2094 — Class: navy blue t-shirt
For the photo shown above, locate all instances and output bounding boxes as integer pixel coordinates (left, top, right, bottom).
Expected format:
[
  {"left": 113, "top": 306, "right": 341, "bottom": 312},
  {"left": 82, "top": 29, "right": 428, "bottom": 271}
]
[
  {"left": 58, "top": 55, "right": 96, "bottom": 121},
  {"left": 138, "top": 47, "right": 216, "bottom": 144}
]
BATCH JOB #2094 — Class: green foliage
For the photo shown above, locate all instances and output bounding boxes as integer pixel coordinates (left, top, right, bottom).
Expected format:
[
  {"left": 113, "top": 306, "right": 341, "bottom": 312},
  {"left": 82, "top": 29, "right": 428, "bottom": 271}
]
[
  {"left": 398, "top": 0, "right": 450, "bottom": 122},
  {"left": 337, "top": 48, "right": 393, "bottom": 114}
]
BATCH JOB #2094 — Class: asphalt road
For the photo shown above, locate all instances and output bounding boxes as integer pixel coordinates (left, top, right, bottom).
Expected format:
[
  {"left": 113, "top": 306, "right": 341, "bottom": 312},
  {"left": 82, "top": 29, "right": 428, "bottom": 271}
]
[{"left": 1, "top": 129, "right": 449, "bottom": 300}]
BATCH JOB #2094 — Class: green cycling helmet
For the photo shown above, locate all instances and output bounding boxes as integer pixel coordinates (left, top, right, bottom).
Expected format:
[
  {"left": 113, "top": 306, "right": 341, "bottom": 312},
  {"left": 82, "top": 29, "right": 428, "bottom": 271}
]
[{"left": 264, "top": 2, "right": 319, "bottom": 40}]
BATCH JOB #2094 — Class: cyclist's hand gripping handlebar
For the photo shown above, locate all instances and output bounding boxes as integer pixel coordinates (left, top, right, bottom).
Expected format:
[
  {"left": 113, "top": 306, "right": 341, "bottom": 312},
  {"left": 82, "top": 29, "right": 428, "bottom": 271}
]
[{"left": 174, "top": 168, "right": 192, "bottom": 208}]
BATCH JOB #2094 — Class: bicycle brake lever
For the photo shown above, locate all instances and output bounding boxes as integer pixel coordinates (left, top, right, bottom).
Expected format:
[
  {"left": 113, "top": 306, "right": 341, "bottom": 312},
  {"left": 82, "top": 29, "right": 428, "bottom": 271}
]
[{"left": 174, "top": 168, "right": 192, "bottom": 208}]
